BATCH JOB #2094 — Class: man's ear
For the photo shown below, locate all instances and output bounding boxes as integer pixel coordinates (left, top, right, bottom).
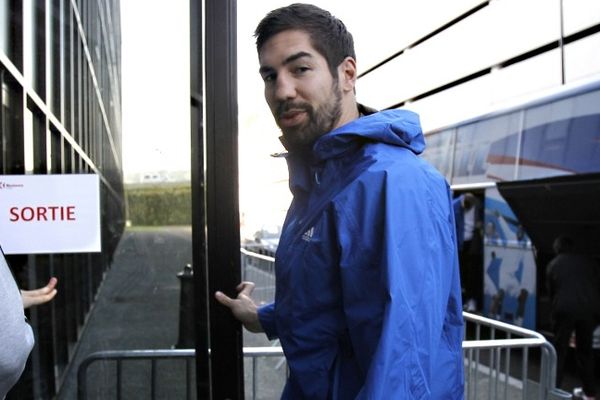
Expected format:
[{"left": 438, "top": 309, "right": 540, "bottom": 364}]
[{"left": 338, "top": 57, "right": 357, "bottom": 93}]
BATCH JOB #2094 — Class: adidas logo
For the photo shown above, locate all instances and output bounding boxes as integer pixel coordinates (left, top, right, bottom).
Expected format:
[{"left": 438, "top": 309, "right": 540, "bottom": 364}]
[{"left": 302, "top": 227, "right": 314, "bottom": 242}]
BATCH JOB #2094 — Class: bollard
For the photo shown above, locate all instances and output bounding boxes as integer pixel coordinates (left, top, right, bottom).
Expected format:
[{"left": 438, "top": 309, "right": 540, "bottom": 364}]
[{"left": 174, "top": 263, "right": 195, "bottom": 349}]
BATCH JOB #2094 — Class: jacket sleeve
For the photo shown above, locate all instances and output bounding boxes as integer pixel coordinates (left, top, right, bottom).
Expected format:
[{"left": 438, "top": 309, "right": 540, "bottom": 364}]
[
  {"left": 334, "top": 166, "right": 464, "bottom": 399},
  {"left": 257, "top": 302, "right": 278, "bottom": 340},
  {"left": 0, "top": 251, "right": 36, "bottom": 398}
]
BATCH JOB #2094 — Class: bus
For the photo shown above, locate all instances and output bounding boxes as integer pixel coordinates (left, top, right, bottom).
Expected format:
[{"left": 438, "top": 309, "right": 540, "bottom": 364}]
[{"left": 420, "top": 78, "right": 600, "bottom": 334}]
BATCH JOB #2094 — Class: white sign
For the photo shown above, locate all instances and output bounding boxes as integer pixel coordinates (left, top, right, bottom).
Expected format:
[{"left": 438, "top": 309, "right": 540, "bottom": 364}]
[{"left": 0, "top": 174, "right": 101, "bottom": 254}]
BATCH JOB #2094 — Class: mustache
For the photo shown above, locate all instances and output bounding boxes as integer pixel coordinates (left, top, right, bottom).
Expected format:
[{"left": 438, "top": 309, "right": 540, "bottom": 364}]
[{"left": 276, "top": 101, "right": 312, "bottom": 118}]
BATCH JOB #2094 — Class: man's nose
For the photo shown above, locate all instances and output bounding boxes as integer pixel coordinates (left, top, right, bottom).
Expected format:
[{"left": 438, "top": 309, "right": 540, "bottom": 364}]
[{"left": 274, "top": 75, "right": 296, "bottom": 100}]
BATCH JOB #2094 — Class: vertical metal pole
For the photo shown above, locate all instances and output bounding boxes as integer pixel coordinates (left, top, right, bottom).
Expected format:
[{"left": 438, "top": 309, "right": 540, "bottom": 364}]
[
  {"left": 190, "top": 0, "right": 211, "bottom": 399},
  {"left": 191, "top": 0, "right": 244, "bottom": 398},
  {"left": 186, "top": 358, "right": 192, "bottom": 400},
  {"left": 523, "top": 347, "right": 529, "bottom": 399},
  {"left": 151, "top": 359, "right": 157, "bottom": 400},
  {"left": 559, "top": 0, "right": 566, "bottom": 85},
  {"left": 252, "top": 357, "right": 257, "bottom": 400},
  {"left": 116, "top": 360, "right": 122, "bottom": 400},
  {"left": 205, "top": 0, "right": 244, "bottom": 398}
]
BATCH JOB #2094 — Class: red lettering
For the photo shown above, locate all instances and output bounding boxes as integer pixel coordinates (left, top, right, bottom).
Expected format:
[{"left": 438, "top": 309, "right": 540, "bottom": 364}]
[
  {"left": 7, "top": 206, "right": 79, "bottom": 222},
  {"left": 22, "top": 207, "right": 35, "bottom": 221},
  {"left": 37, "top": 206, "right": 48, "bottom": 221},
  {"left": 9, "top": 207, "right": 19, "bottom": 222},
  {"left": 48, "top": 206, "right": 59, "bottom": 220},
  {"left": 67, "top": 206, "right": 76, "bottom": 221}
]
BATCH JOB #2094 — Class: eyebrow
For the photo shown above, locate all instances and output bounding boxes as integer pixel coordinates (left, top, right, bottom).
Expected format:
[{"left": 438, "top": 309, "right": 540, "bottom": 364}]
[{"left": 259, "top": 51, "right": 313, "bottom": 75}]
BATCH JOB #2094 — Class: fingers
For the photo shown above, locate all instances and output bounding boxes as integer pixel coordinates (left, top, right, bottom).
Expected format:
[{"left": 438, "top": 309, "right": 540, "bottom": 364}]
[
  {"left": 47, "top": 277, "right": 58, "bottom": 290},
  {"left": 214, "top": 284, "right": 262, "bottom": 333},
  {"left": 21, "top": 277, "right": 59, "bottom": 308},
  {"left": 23, "top": 277, "right": 58, "bottom": 297},
  {"left": 21, "top": 286, "right": 58, "bottom": 308},
  {"left": 215, "top": 281, "right": 256, "bottom": 308},
  {"left": 37, "top": 288, "right": 58, "bottom": 304},
  {"left": 237, "top": 281, "right": 255, "bottom": 297},
  {"left": 214, "top": 291, "right": 234, "bottom": 307}
]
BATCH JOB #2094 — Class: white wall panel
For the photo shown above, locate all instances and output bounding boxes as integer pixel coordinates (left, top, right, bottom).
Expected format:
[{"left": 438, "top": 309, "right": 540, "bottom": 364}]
[
  {"left": 564, "top": 32, "right": 600, "bottom": 83},
  {"left": 357, "top": 0, "right": 561, "bottom": 110},
  {"left": 404, "top": 75, "right": 494, "bottom": 132},
  {"left": 483, "top": 0, "right": 560, "bottom": 61},
  {"left": 406, "top": 50, "right": 561, "bottom": 132},
  {"left": 490, "top": 49, "right": 562, "bottom": 106},
  {"left": 354, "top": 0, "right": 485, "bottom": 73},
  {"left": 562, "top": 0, "right": 600, "bottom": 36}
]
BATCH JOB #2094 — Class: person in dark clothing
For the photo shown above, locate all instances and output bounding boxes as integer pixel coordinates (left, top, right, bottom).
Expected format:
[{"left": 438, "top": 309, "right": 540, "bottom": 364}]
[
  {"left": 453, "top": 192, "right": 483, "bottom": 311},
  {"left": 546, "top": 235, "right": 600, "bottom": 400}
]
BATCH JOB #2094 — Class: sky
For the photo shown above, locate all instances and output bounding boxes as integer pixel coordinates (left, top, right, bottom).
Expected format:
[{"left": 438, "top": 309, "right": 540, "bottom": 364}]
[{"left": 120, "top": 0, "right": 191, "bottom": 179}]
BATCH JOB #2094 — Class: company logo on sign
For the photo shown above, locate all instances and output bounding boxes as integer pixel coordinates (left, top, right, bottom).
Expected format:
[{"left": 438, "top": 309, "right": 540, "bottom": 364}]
[
  {"left": 0, "top": 181, "right": 24, "bottom": 189},
  {"left": 0, "top": 174, "right": 101, "bottom": 254}
]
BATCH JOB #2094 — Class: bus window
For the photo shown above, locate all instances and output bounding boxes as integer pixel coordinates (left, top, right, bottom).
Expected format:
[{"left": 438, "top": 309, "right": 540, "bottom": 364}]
[
  {"left": 453, "top": 113, "right": 521, "bottom": 184},
  {"left": 422, "top": 128, "right": 454, "bottom": 180},
  {"left": 519, "top": 89, "right": 600, "bottom": 179}
]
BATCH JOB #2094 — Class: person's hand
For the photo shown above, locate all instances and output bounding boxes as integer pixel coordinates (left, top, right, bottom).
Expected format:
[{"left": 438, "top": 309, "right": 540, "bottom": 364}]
[
  {"left": 215, "top": 282, "right": 263, "bottom": 333},
  {"left": 21, "top": 277, "right": 58, "bottom": 309}
]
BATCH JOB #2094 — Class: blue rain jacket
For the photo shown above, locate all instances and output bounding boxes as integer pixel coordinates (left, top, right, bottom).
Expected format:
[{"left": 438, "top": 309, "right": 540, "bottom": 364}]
[{"left": 258, "top": 109, "right": 464, "bottom": 399}]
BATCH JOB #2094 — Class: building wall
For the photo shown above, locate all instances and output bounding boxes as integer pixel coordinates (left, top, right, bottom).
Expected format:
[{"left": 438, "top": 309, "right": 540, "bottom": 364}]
[
  {"left": 0, "top": 0, "right": 124, "bottom": 398},
  {"left": 356, "top": 0, "right": 600, "bottom": 131}
]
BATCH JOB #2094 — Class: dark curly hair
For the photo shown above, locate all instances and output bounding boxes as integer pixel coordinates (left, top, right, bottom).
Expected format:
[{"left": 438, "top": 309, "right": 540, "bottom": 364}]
[{"left": 254, "top": 3, "right": 355, "bottom": 77}]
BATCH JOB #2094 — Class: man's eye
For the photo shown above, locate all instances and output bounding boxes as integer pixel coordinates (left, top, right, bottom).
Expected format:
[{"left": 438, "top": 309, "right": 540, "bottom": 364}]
[
  {"left": 295, "top": 66, "right": 310, "bottom": 74},
  {"left": 260, "top": 71, "right": 277, "bottom": 83}
]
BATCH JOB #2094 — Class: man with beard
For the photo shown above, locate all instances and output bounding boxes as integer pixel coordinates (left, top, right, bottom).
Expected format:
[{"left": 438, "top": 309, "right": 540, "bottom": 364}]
[{"left": 216, "top": 4, "right": 464, "bottom": 399}]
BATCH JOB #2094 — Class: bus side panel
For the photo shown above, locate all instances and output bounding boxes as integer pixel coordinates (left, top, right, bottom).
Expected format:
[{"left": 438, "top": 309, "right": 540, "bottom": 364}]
[{"left": 483, "top": 187, "right": 537, "bottom": 329}]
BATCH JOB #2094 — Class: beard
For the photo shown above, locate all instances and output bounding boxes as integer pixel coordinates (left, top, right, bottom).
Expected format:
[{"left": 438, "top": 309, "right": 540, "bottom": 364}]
[{"left": 276, "top": 81, "right": 342, "bottom": 152}]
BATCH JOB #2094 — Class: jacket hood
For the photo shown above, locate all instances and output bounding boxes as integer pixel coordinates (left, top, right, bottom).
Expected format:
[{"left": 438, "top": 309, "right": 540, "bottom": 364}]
[{"left": 313, "top": 109, "right": 425, "bottom": 161}]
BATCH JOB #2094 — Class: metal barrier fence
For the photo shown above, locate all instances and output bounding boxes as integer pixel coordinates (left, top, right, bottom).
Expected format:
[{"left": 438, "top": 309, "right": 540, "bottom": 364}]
[
  {"left": 76, "top": 318, "right": 571, "bottom": 400},
  {"left": 77, "top": 250, "right": 572, "bottom": 399},
  {"left": 76, "top": 347, "right": 287, "bottom": 400},
  {"left": 462, "top": 313, "right": 571, "bottom": 400},
  {"left": 77, "top": 349, "right": 195, "bottom": 400},
  {"left": 240, "top": 248, "right": 276, "bottom": 305}
]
